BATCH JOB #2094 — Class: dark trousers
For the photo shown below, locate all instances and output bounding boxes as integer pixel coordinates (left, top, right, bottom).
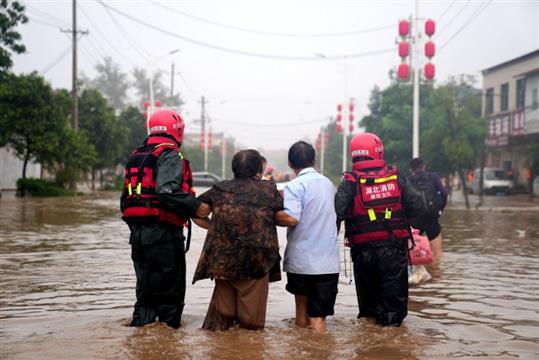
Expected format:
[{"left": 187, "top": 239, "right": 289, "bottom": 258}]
[
  {"left": 351, "top": 239, "right": 409, "bottom": 327},
  {"left": 130, "top": 235, "right": 186, "bottom": 329}
]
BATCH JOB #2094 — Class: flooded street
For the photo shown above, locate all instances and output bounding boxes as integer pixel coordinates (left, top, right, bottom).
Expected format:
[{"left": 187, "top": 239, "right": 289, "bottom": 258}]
[{"left": 1, "top": 191, "right": 538, "bottom": 359}]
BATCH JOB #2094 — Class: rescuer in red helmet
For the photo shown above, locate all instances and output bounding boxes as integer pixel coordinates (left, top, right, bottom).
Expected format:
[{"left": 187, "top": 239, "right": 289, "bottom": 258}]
[
  {"left": 335, "top": 132, "right": 426, "bottom": 327},
  {"left": 121, "top": 109, "right": 210, "bottom": 328}
]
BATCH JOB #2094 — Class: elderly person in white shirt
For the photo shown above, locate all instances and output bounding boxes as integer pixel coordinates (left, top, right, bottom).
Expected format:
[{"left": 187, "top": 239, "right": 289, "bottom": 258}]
[{"left": 281, "top": 141, "right": 340, "bottom": 333}]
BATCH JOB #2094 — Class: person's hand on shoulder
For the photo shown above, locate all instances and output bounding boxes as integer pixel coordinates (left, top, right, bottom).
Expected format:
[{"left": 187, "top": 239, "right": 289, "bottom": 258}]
[{"left": 196, "top": 202, "right": 211, "bottom": 218}]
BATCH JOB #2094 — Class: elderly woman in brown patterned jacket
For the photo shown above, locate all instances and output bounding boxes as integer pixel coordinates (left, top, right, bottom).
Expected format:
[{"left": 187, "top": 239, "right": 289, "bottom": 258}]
[{"left": 192, "top": 149, "right": 297, "bottom": 331}]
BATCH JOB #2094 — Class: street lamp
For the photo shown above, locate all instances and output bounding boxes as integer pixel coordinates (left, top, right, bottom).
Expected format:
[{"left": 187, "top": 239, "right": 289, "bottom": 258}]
[
  {"left": 146, "top": 48, "right": 181, "bottom": 134},
  {"left": 316, "top": 53, "right": 351, "bottom": 173}
]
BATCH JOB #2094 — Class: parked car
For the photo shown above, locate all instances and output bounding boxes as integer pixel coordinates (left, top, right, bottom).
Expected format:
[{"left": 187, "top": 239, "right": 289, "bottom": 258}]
[
  {"left": 471, "top": 168, "right": 513, "bottom": 195},
  {"left": 192, "top": 172, "right": 222, "bottom": 187}
]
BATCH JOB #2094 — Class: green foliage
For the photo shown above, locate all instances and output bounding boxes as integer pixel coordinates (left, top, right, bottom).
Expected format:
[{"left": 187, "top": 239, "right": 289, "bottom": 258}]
[
  {"left": 16, "top": 178, "right": 76, "bottom": 197},
  {"left": 0, "top": 72, "right": 67, "bottom": 178},
  {"left": 360, "top": 78, "right": 485, "bottom": 177},
  {"left": 0, "top": 0, "right": 28, "bottom": 76},
  {"left": 118, "top": 106, "right": 147, "bottom": 162},
  {"left": 321, "top": 119, "right": 352, "bottom": 183},
  {"left": 88, "top": 56, "right": 130, "bottom": 112},
  {"left": 132, "top": 67, "right": 183, "bottom": 108},
  {"left": 79, "top": 88, "right": 127, "bottom": 170}
]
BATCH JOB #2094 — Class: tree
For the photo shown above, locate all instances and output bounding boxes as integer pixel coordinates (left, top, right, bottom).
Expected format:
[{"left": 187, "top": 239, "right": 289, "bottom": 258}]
[
  {"left": 0, "top": 72, "right": 66, "bottom": 179},
  {"left": 89, "top": 56, "right": 130, "bottom": 112},
  {"left": 132, "top": 67, "right": 183, "bottom": 109},
  {"left": 0, "top": 0, "right": 28, "bottom": 77},
  {"left": 118, "top": 106, "right": 147, "bottom": 162},
  {"left": 79, "top": 88, "right": 127, "bottom": 187}
]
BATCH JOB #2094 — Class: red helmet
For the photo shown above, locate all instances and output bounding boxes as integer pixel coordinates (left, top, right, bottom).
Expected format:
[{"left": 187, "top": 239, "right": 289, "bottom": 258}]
[
  {"left": 148, "top": 109, "right": 185, "bottom": 144},
  {"left": 349, "top": 132, "right": 384, "bottom": 160}
]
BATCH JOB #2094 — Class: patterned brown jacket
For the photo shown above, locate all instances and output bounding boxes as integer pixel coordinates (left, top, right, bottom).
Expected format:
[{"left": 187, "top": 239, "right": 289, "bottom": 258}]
[{"left": 192, "top": 178, "right": 283, "bottom": 284}]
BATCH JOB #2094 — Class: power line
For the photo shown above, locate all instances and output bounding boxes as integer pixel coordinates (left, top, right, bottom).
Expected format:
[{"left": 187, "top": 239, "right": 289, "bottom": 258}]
[
  {"left": 41, "top": 44, "right": 71, "bottom": 74},
  {"left": 26, "top": 7, "right": 69, "bottom": 26},
  {"left": 437, "top": 0, "right": 458, "bottom": 23},
  {"left": 217, "top": 118, "right": 327, "bottom": 127},
  {"left": 98, "top": 1, "right": 394, "bottom": 61},
  {"left": 436, "top": 0, "right": 473, "bottom": 37},
  {"left": 101, "top": 3, "right": 152, "bottom": 61},
  {"left": 439, "top": 1, "right": 492, "bottom": 53},
  {"left": 78, "top": 3, "right": 138, "bottom": 67},
  {"left": 27, "top": 16, "right": 62, "bottom": 29},
  {"left": 149, "top": 0, "right": 394, "bottom": 38}
]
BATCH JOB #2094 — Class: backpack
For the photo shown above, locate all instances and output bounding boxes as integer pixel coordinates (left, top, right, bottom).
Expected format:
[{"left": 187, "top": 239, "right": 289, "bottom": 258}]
[{"left": 409, "top": 171, "right": 443, "bottom": 221}]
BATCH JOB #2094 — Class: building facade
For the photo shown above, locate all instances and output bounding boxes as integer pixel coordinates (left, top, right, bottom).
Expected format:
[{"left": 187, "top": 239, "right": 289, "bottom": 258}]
[{"left": 482, "top": 49, "right": 539, "bottom": 187}]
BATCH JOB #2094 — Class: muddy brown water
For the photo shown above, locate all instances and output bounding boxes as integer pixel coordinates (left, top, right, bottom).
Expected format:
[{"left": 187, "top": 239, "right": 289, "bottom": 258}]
[{"left": 1, "top": 191, "right": 538, "bottom": 359}]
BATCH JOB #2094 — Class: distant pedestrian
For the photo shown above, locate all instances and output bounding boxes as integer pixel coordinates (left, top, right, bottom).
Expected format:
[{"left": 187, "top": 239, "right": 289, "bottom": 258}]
[{"left": 409, "top": 158, "right": 448, "bottom": 261}]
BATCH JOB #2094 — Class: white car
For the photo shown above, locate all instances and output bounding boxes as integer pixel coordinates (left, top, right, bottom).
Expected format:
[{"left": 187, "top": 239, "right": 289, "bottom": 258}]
[{"left": 471, "top": 168, "right": 513, "bottom": 195}]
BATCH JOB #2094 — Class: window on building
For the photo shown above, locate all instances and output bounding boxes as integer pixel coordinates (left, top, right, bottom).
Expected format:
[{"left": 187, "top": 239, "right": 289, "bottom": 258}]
[
  {"left": 486, "top": 88, "right": 494, "bottom": 115},
  {"left": 516, "top": 78, "right": 525, "bottom": 109},
  {"left": 500, "top": 83, "right": 509, "bottom": 112}
]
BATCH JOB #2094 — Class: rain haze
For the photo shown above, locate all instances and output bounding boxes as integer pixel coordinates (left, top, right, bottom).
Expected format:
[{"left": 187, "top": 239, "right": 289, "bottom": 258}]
[{"left": 13, "top": 0, "right": 539, "bottom": 152}]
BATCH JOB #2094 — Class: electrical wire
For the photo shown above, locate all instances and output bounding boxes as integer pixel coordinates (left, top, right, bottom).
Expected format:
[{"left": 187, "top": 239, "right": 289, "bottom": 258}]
[
  {"left": 97, "top": 1, "right": 395, "bottom": 61},
  {"left": 101, "top": 3, "right": 153, "bottom": 61},
  {"left": 149, "top": 0, "right": 394, "bottom": 38},
  {"left": 27, "top": 6, "right": 69, "bottom": 26},
  {"left": 40, "top": 44, "right": 71, "bottom": 74},
  {"left": 27, "top": 16, "right": 62, "bottom": 29},
  {"left": 437, "top": 0, "right": 457, "bottom": 23},
  {"left": 436, "top": 0, "right": 473, "bottom": 37},
  {"left": 78, "top": 3, "right": 139, "bottom": 67},
  {"left": 217, "top": 118, "right": 327, "bottom": 127},
  {"left": 439, "top": 0, "right": 492, "bottom": 53}
]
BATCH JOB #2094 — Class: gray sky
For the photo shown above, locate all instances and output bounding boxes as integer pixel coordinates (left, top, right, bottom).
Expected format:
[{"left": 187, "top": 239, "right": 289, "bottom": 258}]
[{"left": 13, "top": 0, "right": 539, "bottom": 151}]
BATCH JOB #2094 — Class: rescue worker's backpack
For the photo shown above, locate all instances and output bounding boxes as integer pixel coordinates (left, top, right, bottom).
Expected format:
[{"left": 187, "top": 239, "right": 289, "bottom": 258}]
[{"left": 409, "top": 171, "right": 443, "bottom": 219}]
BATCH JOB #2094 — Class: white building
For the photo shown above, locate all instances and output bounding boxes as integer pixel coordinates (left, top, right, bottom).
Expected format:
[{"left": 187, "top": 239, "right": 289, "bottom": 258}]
[{"left": 0, "top": 146, "right": 41, "bottom": 191}]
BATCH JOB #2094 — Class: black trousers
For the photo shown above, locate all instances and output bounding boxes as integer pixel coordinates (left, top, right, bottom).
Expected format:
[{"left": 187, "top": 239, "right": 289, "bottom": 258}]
[
  {"left": 351, "top": 239, "right": 408, "bottom": 327},
  {"left": 130, "top": 226, "right": 186, "bottom": 329}
]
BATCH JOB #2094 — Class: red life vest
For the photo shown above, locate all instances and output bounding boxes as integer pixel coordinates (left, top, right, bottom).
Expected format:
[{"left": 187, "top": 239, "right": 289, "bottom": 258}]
[
  {"left": 122, "top": 136, "right": 194, "bottom": 226},
  {"left": 344, "top": 159, "right": 410, "bottom": 246}
]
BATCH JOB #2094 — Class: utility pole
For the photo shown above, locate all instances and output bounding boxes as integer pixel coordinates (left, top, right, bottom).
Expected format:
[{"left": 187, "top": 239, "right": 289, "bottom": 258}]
[
  {"left": 412, "top": 1, "right": 420, "bottom": 158},
  {"left": 200, "top": 96, "right": 208, "bottom": 172},
  {"left": 320, "top": 126, "right": 325, "bottom": 175},
  {"left": 61, "top": 0, "right": 87, "bottom": 130},
  {"left": 170, "top": 62, "right": 175, "bottom": 100},
  {"left": 221, "top": 136, "right": 226, "bottom": 179}
]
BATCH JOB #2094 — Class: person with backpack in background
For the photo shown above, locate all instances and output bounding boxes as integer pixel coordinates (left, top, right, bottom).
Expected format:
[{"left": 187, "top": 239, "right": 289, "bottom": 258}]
[
  {"left": 335, "top": 133, "right": 426, "bottom": 327},
  {"left": 409, "top": 158, "right": 448, "bottom": 262}
]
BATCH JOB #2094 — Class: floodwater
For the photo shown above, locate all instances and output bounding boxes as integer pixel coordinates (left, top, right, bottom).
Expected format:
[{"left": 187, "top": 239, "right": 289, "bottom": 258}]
[{"left": 1, "top": 191, "right": 538, "bottom": 359}]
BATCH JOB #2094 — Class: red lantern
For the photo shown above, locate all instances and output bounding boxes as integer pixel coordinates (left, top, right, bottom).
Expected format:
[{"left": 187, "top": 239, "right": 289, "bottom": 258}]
[
  {"left": 349, "top": 114, "right": 354, "bottom": 122},
  {"left": 143, "top": 101, "right": 149, "bottom": 109},
  {"left": 424, "top": 41, "right": 435, "bottom": 58},
  {"left": 348, "top": 103, "right": 355, "bottom": 112},
  {"left": 398, "top": 41, "right": 410, "bottom": 58},
  {"left": 399, "top": 19, "right": 410, "bottom": 37},
  {"left": 155, "top": 100, "right": 161, "bottom": 107},
  {"left": 336, "top": 123, "right": 343, "bottom": 132},
  {"left": 398, "top": 63, "right": 410, "bottom": 80},
  {"left": 349, "top": 124, "right": 354, "bottom": 132},
  {"left": 424, "top": 62, "right": 435, "bottom": 80},
  {"left": 336, "top": 113, "right": 342, "bottom": 122},
  {"left": 425, "top": 19, "right": 435, "bottom": 37},
  {"left": 337, "top": 104, "right": 343, "bottom": 112}
]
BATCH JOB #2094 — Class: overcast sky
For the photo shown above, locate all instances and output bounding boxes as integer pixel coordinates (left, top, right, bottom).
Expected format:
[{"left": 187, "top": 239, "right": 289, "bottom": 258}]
[{"left": 13, "top": 0, "right": 539, "bottom": 151}]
